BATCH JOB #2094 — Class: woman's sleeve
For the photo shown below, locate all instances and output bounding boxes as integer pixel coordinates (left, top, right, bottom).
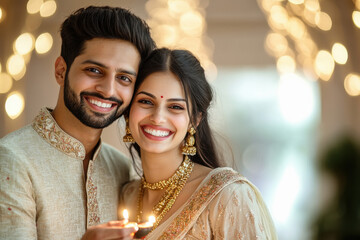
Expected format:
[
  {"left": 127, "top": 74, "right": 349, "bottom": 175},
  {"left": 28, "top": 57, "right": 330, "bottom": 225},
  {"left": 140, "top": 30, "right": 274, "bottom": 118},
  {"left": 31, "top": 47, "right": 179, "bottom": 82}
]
[{"left": 210, "top": 181, "right": 278, "bottom": 240}]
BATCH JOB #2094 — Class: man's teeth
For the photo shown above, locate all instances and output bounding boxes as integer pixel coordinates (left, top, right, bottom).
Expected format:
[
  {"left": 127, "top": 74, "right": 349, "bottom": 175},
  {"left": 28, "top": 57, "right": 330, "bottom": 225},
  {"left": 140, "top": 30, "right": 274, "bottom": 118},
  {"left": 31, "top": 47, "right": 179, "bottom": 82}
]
[
  {"left": 89, "top": 99, "right": 112, "bottom": 108},
  {"left": 144, "top": 128, "right": 170, "bottom": 137}
]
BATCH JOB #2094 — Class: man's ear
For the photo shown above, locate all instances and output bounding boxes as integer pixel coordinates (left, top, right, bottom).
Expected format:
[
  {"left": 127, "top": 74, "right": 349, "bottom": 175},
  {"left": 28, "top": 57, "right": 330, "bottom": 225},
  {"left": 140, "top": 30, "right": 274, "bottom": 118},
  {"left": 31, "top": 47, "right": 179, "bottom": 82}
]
[{"left": 55, "top": 56, "right": 67, "bottom": 86}]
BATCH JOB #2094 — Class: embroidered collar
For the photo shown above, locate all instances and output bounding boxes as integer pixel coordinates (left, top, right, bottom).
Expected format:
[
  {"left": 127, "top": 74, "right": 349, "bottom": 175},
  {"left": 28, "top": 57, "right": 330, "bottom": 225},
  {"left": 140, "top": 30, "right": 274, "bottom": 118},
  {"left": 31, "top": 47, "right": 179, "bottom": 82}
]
[{"left": 32, "top": 107, "right": 102, "bottom": 160}]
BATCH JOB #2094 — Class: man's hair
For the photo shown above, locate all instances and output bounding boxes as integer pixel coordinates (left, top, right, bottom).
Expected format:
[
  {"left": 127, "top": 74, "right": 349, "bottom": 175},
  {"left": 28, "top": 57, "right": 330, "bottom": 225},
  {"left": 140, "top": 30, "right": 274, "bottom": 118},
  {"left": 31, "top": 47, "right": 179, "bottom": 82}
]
[{"left": 60, "top": 6, "right": 156, "bottom": 69}]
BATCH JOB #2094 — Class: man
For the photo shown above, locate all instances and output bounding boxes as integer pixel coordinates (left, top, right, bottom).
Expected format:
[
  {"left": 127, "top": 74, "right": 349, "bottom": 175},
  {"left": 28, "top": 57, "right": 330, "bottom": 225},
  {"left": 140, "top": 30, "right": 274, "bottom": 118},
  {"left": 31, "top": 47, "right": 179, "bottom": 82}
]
[{"left": 0, "top": 6, "right": 155, "bottom": 240}]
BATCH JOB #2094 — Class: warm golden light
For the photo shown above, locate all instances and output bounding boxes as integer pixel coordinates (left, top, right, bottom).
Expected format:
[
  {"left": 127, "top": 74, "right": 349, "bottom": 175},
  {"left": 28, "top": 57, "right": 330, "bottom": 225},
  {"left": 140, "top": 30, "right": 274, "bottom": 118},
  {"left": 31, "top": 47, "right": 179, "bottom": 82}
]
[
  {"left": 269, "top": 5, "right": 289, "bottom": 30},
  {"left": 27, "top": 0, "right": 43, "bottom": 14},
  {"left": 7, "top": 54, "right": 26, "bottom": 77},
  {"left": 289, "top": 0, "right": 304, "bottom": 5},
  {"left": 14, "top": 33, "right": 35, "bottom": 55},
  {"left": 287, "top": 17, "right": 306, "bottom": 39},
  {"left": 344, "top": 73, "right": 360, "bottom": 96},
  {"left": 123, "top": 209, "right": 129, "bottom": 220},
  {"left": 152, "top": 24, "right": 178, "bottom": 47},
  {"left": 315, "top": 12, "right": 332, "bottom": 31},
  {"left": 314, "top": 50, "right": 334, "bottom": 81},
  {"left": 0, "top": 62, "right": 2, "bottom": 72},
  {"left": 35, "top": 32, "right": 53, "bottom": 54},
  {"left": 331, "top": 43, "right": 348, "bottom": 65},
  {"left": 180, "top": 11, "right": 204, "bottom": 36},
  {"left": 5, "top": 91, "right": 25, "bottom": 119},
  {"left": 304, "top": 0, "right": 320, "bottom": 12},
  {"left": 265, "top": 32, "right": 288, "bottom": 56},
  {"left": 168, "top": 0, "right": 191, "bottom": 15},
  {"left": 0, "top": 72, "right": 13, "bottom": 94},
  {"left": 148, "top": 215, "right": 156, "bottom": 225},
  {"left": 277, "top": 55, "right": 296, "bottom": 73},
  {"left": 352, "top": 11, "right": 360, "bottom": 28},
  {"left": 40, "top": 0, "right": 57, "bottom": 17},
  {"left": 0, "top": 7, "right": 3, "bottom": 21}
]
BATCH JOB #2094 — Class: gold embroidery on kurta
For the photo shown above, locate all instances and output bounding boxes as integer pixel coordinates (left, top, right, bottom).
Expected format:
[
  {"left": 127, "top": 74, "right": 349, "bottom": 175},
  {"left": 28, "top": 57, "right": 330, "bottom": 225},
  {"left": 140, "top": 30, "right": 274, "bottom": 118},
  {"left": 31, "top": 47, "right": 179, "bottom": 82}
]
[
  {"left": 32, "top": 108, "right": 85, "bottom": 159},
  {"left": 87, "top": 162, "right": 100, "bottom": 226}
]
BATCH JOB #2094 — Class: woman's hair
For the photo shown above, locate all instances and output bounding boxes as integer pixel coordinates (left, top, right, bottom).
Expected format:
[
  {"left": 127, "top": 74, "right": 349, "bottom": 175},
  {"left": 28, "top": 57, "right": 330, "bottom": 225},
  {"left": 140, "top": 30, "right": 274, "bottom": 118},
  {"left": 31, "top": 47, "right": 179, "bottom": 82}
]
[
  {"left": 60, "top": 6, "right": 155, "bottom": 71},
  {"left": 128, "top": 47, "right": 221, "bottom": 169}
]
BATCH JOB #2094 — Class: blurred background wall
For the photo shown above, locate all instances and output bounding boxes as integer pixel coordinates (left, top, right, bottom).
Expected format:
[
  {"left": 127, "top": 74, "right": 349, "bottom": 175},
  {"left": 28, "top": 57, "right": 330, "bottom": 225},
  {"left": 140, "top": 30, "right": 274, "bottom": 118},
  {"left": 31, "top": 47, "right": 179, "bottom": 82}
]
[{"left": 1, "top": 0, "right": 360, "bottom": 239}]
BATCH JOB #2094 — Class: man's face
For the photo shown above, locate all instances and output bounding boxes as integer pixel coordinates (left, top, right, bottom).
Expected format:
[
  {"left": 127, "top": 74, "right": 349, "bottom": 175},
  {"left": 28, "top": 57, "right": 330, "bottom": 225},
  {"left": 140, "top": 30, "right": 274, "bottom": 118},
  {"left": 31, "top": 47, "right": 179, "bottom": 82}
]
[{"left": 63, "top": 38, "right": 140, "bottom": 128}]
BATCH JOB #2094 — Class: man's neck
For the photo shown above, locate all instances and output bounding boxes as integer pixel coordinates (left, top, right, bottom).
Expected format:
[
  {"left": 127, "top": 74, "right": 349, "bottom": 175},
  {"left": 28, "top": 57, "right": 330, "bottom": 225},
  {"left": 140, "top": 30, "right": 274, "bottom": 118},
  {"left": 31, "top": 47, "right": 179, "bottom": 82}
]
[{"left": 51, "top": 106, "right": 102, "bottom": 160}]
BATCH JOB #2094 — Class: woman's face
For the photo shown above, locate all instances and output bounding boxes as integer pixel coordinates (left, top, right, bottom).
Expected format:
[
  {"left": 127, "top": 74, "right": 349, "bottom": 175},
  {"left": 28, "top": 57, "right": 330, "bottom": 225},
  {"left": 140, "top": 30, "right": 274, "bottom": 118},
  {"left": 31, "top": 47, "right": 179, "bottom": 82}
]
[{"left": 129, "top": 71, "right": 190, "bottom": 155}]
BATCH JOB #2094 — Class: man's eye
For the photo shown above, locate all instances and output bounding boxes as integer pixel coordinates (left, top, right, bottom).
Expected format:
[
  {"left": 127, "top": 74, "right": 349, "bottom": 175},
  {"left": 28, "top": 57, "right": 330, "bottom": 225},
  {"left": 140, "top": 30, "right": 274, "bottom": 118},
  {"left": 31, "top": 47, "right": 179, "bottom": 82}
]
[
  {"left": 118, "top": 75, "right": 131, "bottom": 83},
  {"left": 86, "top": 68, "right": 101, "bottom": 74}
]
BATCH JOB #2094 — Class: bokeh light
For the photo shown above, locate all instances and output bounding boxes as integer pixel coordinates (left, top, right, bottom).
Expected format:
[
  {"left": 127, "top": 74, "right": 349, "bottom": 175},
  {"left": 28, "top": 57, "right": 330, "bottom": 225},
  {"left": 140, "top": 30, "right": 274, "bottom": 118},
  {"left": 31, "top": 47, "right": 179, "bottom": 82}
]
[
  {"left": 352, "top": 11, "right": 360, "bottom": 28},
  {"left": 14, "top": 33, "right": 35, "bottom": 55},
  {"left": 314, "top": 50, "right": 335, "bottom": 81},
  {"left": 27, "top": 0, "right": 43, "bottom": 14},
  {"left": 331, "top": 43, "right": 348, "bottom": 65},
  {"left": 265, "top": 32, "right": 289, "bottom": 57},
  {"left": 315, "top": 11, "right": 332, "bottom": 31},
  {"left": 40, "top": 0, "right": 57, "bottom": 17},
  {"left": 5, "top": 91, "right": 25, "bottom": 119},
  {"left": 6, "top": 54, "right": 26, "bottom": 78},
  {"left": 277, "top": 55, "right": 296, "bottom": 74},
  {"left": 0, "top": 72, "right": 13, "bottom": 94},
  {"left": 180, "top": 11, "right": 204, "bottom": 36},
  {"left": 344, "top": 73, "right": 360, "bottom": 96},
  {"left": 35, "top": 32, "right": 53, "bottom": 54}
]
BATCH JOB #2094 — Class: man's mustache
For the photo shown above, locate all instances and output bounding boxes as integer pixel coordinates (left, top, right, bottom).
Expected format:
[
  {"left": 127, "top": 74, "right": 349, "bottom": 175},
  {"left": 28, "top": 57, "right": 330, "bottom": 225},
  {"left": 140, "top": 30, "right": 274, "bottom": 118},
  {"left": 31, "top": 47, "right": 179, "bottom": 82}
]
[{"left": 80, "top": 91, "right": 123, "bottom": 106}]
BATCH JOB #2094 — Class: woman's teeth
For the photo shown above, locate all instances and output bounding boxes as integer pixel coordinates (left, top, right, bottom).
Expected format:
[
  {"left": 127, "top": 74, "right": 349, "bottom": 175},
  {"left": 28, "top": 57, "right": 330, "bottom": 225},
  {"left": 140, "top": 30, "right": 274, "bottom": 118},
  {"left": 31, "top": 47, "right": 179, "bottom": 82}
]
[{"left": 144, "top": 127, "right": 170, "bottom": 137}]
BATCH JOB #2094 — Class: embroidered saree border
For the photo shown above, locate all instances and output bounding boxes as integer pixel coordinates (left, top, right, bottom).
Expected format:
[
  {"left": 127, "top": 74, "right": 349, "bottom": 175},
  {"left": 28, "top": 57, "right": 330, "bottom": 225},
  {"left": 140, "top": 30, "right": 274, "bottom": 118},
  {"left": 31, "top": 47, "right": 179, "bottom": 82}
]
[{"left": 157, "top": 169, "right": 244, "bottom": 239}]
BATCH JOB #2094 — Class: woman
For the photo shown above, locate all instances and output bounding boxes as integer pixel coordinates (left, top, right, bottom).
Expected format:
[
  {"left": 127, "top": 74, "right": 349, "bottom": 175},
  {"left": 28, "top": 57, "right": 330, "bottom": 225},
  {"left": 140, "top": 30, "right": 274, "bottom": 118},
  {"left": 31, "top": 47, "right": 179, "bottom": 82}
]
[{"left": 120, "top": 48, "right": 277, "bottom": 239}]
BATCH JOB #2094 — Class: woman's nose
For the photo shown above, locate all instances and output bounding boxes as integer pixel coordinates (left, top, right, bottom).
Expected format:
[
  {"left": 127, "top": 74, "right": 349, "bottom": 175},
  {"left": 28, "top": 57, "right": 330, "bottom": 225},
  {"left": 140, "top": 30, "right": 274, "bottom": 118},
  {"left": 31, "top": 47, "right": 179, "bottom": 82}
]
[{"left": 149, "top": 107, "right": 166, "bottom": 124}]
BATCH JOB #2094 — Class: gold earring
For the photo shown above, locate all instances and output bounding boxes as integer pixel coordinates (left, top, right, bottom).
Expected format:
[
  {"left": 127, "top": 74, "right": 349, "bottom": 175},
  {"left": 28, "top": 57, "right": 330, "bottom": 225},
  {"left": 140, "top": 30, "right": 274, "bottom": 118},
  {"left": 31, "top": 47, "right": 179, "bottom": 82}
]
[
  {"left": 181, "top": 127, "right": 196, "bottom": 156},
  {"left": 123, "top": 116, "right": 135, "bottom": 143}
]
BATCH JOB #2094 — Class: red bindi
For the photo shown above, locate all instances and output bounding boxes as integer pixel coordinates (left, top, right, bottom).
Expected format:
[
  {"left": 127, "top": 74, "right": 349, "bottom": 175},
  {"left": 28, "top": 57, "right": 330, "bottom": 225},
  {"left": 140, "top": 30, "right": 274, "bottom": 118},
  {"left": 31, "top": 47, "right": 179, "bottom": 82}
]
[{"left": 161, "top": 96, "right": 163, "bottom": 98}]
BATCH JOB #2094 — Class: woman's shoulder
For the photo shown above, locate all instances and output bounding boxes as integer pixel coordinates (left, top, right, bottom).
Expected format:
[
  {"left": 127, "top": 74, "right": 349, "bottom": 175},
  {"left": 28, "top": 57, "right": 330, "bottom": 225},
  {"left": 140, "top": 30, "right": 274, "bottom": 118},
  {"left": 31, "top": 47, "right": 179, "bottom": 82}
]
[{"left": 202, "top": 167, "right": 262, "bottom": 203}]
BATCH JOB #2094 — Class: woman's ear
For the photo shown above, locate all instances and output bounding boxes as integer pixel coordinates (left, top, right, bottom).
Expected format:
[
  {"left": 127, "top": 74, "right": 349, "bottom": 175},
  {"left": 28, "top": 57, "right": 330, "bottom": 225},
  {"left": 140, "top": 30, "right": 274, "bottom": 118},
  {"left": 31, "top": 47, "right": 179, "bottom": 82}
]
[
  {"left": 55, "top": 56, "right": 67, "bottom": 86},
  {"left": 195, "top": 113, "right": 202, "bottom": 128},
  {"left": 189, "top": 113, "right": 202, "bottom": 130}
]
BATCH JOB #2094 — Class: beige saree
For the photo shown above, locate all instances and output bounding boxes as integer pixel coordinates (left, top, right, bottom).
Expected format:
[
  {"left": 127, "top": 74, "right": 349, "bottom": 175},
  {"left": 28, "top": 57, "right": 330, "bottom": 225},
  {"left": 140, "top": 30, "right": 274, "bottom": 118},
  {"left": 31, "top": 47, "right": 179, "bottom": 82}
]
[{"left": 121, "top": 167, "right": 277, "bottom": 240}]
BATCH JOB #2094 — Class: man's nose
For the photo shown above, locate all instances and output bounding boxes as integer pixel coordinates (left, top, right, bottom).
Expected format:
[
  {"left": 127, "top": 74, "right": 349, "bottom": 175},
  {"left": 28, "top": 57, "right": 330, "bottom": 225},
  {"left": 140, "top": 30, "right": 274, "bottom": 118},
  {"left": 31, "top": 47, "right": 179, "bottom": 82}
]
[{"left": 94, "top": 76, "right": 115, "bottom": 98}]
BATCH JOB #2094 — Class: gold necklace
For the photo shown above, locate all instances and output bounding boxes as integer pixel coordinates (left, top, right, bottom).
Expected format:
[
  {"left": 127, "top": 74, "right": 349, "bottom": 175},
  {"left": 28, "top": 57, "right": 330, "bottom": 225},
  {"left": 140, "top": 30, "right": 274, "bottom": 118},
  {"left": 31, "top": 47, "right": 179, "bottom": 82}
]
[
  {"left": 137, "top": 156, "right": 194, "bottom": 229},
  {"left": 141, "top": 156, "right": 192, "bottom": 190}
]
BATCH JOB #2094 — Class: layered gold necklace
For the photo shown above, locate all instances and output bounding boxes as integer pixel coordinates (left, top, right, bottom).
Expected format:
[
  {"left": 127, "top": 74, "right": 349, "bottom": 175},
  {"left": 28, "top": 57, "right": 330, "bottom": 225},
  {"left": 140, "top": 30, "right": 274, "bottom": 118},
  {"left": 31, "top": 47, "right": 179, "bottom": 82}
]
[{"left": 137, "top": 156, "right": 194, "bottom": 229}]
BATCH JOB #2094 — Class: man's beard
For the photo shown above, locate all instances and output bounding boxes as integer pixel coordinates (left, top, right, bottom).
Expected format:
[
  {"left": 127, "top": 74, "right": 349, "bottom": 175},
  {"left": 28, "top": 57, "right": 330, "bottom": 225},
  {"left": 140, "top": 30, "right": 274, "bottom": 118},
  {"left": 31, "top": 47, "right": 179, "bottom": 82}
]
[{"left": 63, "top": 77, "right": 124, "bottom": 129}]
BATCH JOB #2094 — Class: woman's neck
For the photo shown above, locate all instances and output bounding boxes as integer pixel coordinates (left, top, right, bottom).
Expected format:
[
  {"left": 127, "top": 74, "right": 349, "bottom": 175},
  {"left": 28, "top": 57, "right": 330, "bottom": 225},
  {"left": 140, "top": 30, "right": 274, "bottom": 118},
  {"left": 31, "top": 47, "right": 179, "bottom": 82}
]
[{"left": 140, "top": 151, "right": 184, "bottom": 183}]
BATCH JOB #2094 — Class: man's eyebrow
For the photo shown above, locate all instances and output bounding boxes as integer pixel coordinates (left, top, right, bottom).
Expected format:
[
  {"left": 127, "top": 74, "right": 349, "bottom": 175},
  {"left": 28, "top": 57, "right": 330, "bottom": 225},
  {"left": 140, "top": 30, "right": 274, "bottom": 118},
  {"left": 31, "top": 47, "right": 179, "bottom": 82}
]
[
  {"left": 81, "top": 60, "right": 137, "bottom": 77},
  {"left": 136, "top": 91, "right": 186, "bottom": 102}
]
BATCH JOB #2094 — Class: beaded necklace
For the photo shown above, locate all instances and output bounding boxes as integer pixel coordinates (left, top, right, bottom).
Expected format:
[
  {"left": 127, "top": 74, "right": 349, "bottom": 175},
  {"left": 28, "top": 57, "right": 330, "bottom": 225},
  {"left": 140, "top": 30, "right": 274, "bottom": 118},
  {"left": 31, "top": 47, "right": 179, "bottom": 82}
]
[{"left": 137, "top": 156, "right": 194, "bottom": 229}]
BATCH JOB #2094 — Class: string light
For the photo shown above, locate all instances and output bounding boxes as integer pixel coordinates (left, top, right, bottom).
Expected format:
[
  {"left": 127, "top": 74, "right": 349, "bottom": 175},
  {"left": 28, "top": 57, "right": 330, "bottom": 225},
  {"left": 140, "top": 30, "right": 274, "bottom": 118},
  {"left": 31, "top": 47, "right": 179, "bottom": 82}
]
[
  {"left": 146, "top": 0, "right": 216, "bottom": 82},
  {"left": 5, "top": 91, "right": 25, "bottom": 119},
  {"left": 258, "top": 0, "right": 357, "bottom": 96},
  {"left": 1, "top": 0, "right": 56, "bottom": 120}
]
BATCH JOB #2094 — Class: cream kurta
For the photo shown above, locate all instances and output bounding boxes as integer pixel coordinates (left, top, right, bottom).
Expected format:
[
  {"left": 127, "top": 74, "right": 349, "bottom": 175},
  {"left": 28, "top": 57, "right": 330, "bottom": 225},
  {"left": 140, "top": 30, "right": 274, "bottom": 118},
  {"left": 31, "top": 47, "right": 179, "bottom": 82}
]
[
  {"left": 122, "top": 168, "right": 277, "bottom": 240},
  {"left": 0, "top": 108, "right": 131, "bottom": 240}
]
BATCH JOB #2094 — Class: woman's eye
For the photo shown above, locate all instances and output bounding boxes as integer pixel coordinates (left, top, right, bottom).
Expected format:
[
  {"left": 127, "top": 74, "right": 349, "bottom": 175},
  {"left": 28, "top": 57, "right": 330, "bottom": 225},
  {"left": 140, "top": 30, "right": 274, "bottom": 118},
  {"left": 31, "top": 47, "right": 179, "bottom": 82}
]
[
  {"left": 170, "top": 105, "right": 184, "bottom": 110},
  {"left": 138, "top": 99, "right": 153, "bottom": 105}
]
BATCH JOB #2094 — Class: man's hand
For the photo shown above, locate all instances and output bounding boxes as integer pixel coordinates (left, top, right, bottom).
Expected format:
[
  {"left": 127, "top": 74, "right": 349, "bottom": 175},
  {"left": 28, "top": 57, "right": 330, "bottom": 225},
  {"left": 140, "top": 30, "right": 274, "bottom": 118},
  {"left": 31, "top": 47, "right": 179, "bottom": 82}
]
[{"left": 81, "top": 220, "right": 138, "bottom": 240}]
